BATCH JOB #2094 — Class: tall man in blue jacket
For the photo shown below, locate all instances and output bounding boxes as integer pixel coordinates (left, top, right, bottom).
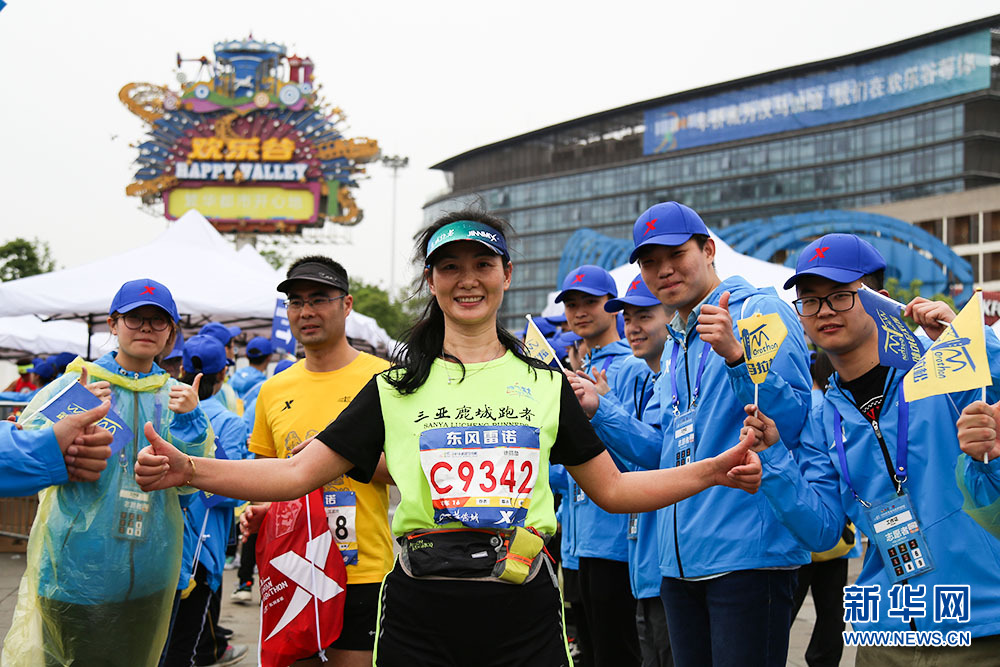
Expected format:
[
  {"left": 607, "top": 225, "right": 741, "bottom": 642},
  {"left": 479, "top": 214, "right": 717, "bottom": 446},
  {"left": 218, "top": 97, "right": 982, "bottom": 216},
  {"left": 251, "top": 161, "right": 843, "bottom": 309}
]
[
  {"left": 744, "top": 233, "right": 1000, "bottom": 665},
  {"left": 572, "top": 202, "right": 813, "bottom": 666},
  {"left": 557, "top": 264, "right": 649, "bottom": 666}
]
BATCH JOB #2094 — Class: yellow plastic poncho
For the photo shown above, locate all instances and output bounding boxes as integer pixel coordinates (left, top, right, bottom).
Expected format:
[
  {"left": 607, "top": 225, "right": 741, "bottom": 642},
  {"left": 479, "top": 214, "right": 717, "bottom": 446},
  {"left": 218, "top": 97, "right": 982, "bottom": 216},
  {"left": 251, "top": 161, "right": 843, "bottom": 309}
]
[{"left": 1, "top": 355, "right": 214, "bottom": 667}]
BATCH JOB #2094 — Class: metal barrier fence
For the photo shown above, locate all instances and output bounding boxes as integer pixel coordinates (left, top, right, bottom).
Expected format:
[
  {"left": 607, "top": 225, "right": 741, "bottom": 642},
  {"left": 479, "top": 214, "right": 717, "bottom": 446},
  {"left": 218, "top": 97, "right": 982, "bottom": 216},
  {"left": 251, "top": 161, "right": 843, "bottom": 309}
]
[
  {"left": 0, "top": 496, "right": 38, "bottom": 540},
  {"left": 1, "top": 401, "right": 36, "bottom": 539}
]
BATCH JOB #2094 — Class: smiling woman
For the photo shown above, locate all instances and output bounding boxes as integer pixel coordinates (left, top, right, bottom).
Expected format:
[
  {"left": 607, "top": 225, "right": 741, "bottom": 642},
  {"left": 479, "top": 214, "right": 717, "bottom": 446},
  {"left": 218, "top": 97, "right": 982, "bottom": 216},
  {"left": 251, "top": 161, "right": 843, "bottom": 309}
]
[{"left": 133, "top": 209, "right": 762, "bottom": 667}]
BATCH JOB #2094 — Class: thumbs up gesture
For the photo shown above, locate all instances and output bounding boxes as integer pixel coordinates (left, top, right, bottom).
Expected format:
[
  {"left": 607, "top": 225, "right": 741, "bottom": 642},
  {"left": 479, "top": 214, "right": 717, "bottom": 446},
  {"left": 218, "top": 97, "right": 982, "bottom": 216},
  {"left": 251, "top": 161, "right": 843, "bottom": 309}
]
[
  {"left": 135, "top": 421, "right": 194, "bottom": 491},
  {"left": 696, "top": 291, "right": 743, "bottom": 364},
  {"left": 169, "top": 373, "right": 202, "bottom": 414},
  {"left": 53, "top": 399, "right": 114, "bottom": 482},
  {"left": 79, "top": 366, "right": 112, "bottom": 402}
]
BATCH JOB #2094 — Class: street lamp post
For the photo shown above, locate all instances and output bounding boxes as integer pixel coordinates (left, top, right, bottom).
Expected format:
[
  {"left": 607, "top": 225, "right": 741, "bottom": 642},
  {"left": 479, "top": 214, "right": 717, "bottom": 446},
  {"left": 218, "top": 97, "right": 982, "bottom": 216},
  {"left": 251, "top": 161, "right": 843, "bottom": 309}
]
[{"left": 381, "top": 154, "right": 409, "bottom": 296}]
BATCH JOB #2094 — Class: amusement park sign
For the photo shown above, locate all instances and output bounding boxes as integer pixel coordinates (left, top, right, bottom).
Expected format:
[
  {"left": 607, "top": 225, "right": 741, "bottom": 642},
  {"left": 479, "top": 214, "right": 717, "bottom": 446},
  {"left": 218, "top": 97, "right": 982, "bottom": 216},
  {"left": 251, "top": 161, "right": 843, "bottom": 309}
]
[{"left": 120, "top": 38, "right": 379, "bottom": 233}]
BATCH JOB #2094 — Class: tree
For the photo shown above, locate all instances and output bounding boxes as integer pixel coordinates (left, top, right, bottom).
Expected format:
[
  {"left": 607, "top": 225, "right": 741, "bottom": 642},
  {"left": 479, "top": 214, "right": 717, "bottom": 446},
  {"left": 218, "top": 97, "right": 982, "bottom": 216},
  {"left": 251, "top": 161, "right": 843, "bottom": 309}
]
[
  {"left": 349, "top": 279, "right": 421, "bottom": 339},
  {"left": 0, "top": 237, "right": 57, "bottom": 281},
  {"left": 259, "top": 249, "right": 285, "bottom": 271}
]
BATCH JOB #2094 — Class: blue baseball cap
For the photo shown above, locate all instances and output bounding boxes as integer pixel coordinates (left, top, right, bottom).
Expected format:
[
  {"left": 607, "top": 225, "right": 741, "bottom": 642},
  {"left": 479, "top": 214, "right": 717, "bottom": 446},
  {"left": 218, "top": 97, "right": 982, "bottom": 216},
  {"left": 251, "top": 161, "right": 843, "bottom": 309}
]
[
  {"left": 605, "top": 274, "right": 660, "bottom": 311},
  {"left": 549, "top": 330, "right": 582, "bottom": 359},
  {"left": 109, "top": 279, "right": 179, "bottom": 322},
  {"left": 555, "top": 265, "right": 617, "bottom": 303},
  {"left": 523, "top": 316, "right": 557, "bottom": 339},
  {"left": 274, "top": 359, "right": 295, "bottom": 374},
  {"left": 199, "top": 322, "right": 241, "bottom": 345},
  {"left": 629, "top": 202, "right": 710, "bottom": 264},
  {"left": 544, "top": 312, "right": 567, "bottom": 325},
  {"left": 246, "top": 336, "right": 273, "bottom": 358},
  {"left": 182, "top": 334, "right": 229, "bottom": 375},
  {"left": 425, "top": 220, "right": 510, "bottom": 265},
  {"left": 32, "top": 359, "right": 58, "bottom": 383},
  {"left": 783, "top": 234, "right": 887, "bottom": 290},
  {"left": 163, "top": 329, "right": 185, "bottom": 362},
  {"left": 53, "top": 352, "right": 76, "bottom": 372}
]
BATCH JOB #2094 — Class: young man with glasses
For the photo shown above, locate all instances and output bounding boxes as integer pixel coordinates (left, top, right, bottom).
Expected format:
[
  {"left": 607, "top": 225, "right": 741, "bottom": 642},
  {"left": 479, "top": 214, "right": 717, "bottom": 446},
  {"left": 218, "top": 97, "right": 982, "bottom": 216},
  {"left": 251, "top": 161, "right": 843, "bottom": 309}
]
[
  {"left": 744, "top": 233, "right": 1000, "bottom": 665},
  {"left": 237, "top": 256, "right": 393, "bottom": 667}
]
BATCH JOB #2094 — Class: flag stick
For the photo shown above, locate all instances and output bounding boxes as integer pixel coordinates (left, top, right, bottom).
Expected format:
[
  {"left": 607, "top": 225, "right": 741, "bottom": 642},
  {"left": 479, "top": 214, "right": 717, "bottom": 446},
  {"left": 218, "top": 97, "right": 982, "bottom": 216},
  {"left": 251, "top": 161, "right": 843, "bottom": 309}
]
[
  {"left": 526, "top": 314, "right": 565, "bottom": 370},
  {"left": 977, "top": 288, "right": 989, "bottom": 464}
]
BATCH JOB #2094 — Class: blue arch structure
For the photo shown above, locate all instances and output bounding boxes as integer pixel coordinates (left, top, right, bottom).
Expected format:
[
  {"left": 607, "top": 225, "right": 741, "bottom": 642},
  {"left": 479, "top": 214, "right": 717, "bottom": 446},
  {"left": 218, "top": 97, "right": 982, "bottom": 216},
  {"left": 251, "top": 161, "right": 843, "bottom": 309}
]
[
  {"left": 718, "top": 210, "right": 972, "bottom": 303},
  {"left": 557, "top": 229, "right": 633, "bottom": 286},
  {"left": 558, "top": 212, "right": 973, "bottom": 304}
]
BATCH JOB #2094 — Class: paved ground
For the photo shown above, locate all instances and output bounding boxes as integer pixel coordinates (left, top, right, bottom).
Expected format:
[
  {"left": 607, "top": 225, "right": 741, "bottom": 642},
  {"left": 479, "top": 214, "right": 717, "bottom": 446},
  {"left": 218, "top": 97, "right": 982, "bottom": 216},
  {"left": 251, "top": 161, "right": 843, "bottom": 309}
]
[{"left": 0, "top": 537, "right": 859, "bottom": 666}]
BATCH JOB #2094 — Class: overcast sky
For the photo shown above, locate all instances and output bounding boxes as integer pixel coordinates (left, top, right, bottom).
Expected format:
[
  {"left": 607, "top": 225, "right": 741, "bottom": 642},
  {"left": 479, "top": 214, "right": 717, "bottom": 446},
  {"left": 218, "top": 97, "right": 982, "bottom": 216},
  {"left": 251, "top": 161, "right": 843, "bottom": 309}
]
[{"left": 0, "top": 1, "right": 997, "bottom": 295}]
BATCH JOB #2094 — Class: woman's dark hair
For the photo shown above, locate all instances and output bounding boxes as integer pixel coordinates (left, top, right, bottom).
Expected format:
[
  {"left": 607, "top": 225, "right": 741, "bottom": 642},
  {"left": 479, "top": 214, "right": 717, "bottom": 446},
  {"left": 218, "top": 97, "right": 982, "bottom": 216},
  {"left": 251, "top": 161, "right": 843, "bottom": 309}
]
[
  {"left": 810, "top": 349, "right": 835, "bottom": 392},
  {"left": 181, "top": 369, "right": 224, "bottom": 401},
  {"left": 386, "top": 208, "right": 551, "bottom": 394}
]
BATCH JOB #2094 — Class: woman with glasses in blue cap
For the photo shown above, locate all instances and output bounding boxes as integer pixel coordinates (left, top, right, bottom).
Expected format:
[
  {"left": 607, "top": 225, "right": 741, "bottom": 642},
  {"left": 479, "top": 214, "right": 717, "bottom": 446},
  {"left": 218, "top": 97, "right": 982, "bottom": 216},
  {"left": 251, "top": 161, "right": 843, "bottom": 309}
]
[
  {"left": 135, "top": 211, "right": 762, "bottom": 667},
  {"left": 2, "top": 278, "right": 214, "bottom": 667}
]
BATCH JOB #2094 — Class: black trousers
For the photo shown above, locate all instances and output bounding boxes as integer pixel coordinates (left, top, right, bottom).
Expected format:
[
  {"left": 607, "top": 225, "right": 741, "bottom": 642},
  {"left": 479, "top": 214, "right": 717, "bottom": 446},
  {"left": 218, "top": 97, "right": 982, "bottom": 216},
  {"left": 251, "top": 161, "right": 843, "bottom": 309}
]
[
  {"left": 637, "top": 596, "right": 673, "bottom": 667},
  {"left": 578, "top": 557, "right": 640, "bottom": 667},
  {"left": 563, "top": 566, "right": 594, "bottom": 667},
  {"left": 375, "top": 561, "right": 571, "bottom": 666},
  {"left": 163, "top": 564, "right": 227, "bottom": 667},
  {"left": 237, "top": 531, "right": 257, "bottom": 584},
  {"left": 791, "top": 559, "right": 849, "bottom": 667}
]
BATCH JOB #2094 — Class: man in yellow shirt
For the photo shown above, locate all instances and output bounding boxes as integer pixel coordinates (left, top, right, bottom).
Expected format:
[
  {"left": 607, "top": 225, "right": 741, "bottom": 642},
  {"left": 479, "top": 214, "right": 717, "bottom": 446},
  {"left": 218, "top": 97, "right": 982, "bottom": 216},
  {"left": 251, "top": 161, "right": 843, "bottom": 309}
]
[{"left": 243, "top": 256, "right": 393, "bottom": 667}]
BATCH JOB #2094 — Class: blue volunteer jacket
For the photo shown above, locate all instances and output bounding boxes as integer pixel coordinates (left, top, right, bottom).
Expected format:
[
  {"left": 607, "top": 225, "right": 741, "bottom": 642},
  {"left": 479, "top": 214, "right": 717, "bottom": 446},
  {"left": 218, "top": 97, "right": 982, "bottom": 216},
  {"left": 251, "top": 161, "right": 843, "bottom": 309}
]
[
  {"left": 177, "top": 397, "right": 249, "bottom": 593},
  {"left": 0, "top": 423, "right": 67, "bottom": 496},
  {"left": 566, "top": 340, "right": 647, "bottom": 562},
  {"left": 758, "top": 327, "right": 1000, "bottom": 637},
  {"left": 231, "top": 366, "right": 266, "bottom": 399},
  {"left": 591, "top": 277, "right": 814, "bottom": 578},
  {"left": 592, "top": 367, "right": 664, "bottom": 599},
  {"left": 549, "top": 464, "right": 578, "bottom": 571}
]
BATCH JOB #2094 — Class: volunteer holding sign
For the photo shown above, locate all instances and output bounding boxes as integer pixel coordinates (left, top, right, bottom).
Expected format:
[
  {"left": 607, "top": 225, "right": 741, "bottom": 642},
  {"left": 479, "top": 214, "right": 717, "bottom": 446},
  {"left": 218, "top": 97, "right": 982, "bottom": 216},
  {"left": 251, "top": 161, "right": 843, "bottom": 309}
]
[{"left": 135, "top": 210, "right": 763, "bottom": 667}]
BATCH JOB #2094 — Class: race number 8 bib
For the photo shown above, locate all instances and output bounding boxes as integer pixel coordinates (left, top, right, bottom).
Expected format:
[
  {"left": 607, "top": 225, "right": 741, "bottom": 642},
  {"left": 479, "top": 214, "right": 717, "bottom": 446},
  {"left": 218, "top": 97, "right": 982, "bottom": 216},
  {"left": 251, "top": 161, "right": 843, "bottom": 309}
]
[
  {"left": 419, "top": 425, "right": 541, "bottom": 529},
  {"left": 323, "top": 490, "right": 358, "bottom": 566}
]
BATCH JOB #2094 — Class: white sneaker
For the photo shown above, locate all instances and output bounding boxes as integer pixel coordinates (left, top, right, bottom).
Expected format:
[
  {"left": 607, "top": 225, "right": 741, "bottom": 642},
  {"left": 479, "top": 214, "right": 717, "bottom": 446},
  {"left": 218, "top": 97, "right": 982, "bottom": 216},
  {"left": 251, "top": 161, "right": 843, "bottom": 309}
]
[{"left": 209, "top": 644, "right": 248, "bottom": 667}]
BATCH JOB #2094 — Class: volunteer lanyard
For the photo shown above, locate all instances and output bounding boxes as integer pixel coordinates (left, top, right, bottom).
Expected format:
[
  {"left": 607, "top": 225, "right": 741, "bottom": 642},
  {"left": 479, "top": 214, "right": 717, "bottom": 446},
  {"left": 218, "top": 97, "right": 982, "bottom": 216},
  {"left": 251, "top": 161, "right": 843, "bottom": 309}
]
[
  {"left": 634, "top": 372, "right": 660, "bottom": 419},
  {"left": 669, "top": 340, "right": 711, "bottom": 416},
  {"left": 833, "top": 383, "right": 909, "bottom": 507}
]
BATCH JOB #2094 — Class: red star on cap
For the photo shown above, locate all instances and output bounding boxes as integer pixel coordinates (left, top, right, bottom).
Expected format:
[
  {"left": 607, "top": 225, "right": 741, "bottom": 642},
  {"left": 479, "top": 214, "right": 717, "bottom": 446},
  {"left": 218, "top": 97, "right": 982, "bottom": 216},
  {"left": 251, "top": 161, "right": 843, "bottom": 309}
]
[
  {"left": 629, "top": 279, "right": 642, "bottom": 292},
  {"left": 642, "top": 218, "right": 657, "bottom": 237},
  {"left": 140, "top": 285, "right": 155, "bottom": 295},
  {"left": 572, "top": 273, "right": 585, "bottom": 284},
  {"left": 809, "top": 246, "right": 830, "bottom": 262}
]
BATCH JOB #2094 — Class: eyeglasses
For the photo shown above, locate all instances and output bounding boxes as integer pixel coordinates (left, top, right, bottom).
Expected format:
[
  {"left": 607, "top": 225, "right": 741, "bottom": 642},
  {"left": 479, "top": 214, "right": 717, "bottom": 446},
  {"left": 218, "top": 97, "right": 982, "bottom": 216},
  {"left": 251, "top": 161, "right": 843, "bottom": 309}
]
[
  {"left": 283, "top": 295, "right": 346, "bottom": 311},
  {"left": 792, "top": 290, "right": 857, "bottom": 317},
  {"left": 120, "top": 314, "right": 171, "bottom": 331}
]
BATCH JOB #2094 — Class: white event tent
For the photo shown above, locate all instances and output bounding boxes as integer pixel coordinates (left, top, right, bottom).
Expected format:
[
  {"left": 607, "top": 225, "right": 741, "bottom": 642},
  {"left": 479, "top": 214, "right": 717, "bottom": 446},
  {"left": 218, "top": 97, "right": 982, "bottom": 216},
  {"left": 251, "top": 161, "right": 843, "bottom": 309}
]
[
  {"left": 540, "top": 232, "right": 796, "bottom": 318},
  {"left": 0, "top": 210, "right": 395, "bottom": 357}
]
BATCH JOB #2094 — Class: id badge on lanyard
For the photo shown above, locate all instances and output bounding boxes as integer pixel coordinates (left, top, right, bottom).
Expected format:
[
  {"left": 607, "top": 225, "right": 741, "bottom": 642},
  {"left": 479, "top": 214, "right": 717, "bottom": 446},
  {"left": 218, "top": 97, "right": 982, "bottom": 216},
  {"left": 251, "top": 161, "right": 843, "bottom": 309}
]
[
  {"left": 669, "top": 341, "right": 710, "bottom": 468},
  {"left": 115, "top": 483, "right": 150, "bottom": 541},
  {"left": 834, "top": 383, "right": 934, "bottom": 585},
  {"left": 627, "top": 513, "right": 639, "bottom": 540},
  {"left": 865, "top": 491, "right": 934, "bottom": 585},
  {"left": 674, "top": 410, "right": 695, "bottom": 467}
]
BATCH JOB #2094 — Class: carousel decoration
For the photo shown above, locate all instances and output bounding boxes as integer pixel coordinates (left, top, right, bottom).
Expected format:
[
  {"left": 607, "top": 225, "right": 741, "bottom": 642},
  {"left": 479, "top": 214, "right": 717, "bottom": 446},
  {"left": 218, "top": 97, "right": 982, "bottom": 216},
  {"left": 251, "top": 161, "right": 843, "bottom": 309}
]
[{"left": 120, "top": 38, "right": 380, "bottom": 232}]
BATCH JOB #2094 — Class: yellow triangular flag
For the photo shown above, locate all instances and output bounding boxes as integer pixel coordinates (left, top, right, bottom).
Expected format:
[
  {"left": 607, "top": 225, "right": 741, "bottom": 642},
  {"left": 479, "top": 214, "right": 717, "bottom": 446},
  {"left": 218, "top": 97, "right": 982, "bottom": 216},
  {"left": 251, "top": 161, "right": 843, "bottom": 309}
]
[
  {"left": 737, "top": 312, "right": 787, "bottom": 385},
  {"left": 903, "top": 296, "right": 991, "bottom": 402},
  {"left": 523, "top": 315, "right": 563, "bottom": 368}
]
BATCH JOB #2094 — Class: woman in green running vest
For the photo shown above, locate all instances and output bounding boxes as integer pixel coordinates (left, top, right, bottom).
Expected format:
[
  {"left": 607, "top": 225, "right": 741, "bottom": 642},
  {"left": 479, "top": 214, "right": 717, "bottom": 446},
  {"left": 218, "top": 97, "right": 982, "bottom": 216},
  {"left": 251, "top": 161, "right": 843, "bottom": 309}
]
[{"left": 135, "top": 209, "right": 761, "bottom": 667}]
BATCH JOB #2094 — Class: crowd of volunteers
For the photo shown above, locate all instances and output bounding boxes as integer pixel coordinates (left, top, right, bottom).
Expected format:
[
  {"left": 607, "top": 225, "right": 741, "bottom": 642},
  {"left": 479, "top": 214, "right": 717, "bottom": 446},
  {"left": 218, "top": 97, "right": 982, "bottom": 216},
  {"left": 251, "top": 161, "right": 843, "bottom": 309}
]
[{"left": 1, "top": 201, "right": 998, "bottom": 667}]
